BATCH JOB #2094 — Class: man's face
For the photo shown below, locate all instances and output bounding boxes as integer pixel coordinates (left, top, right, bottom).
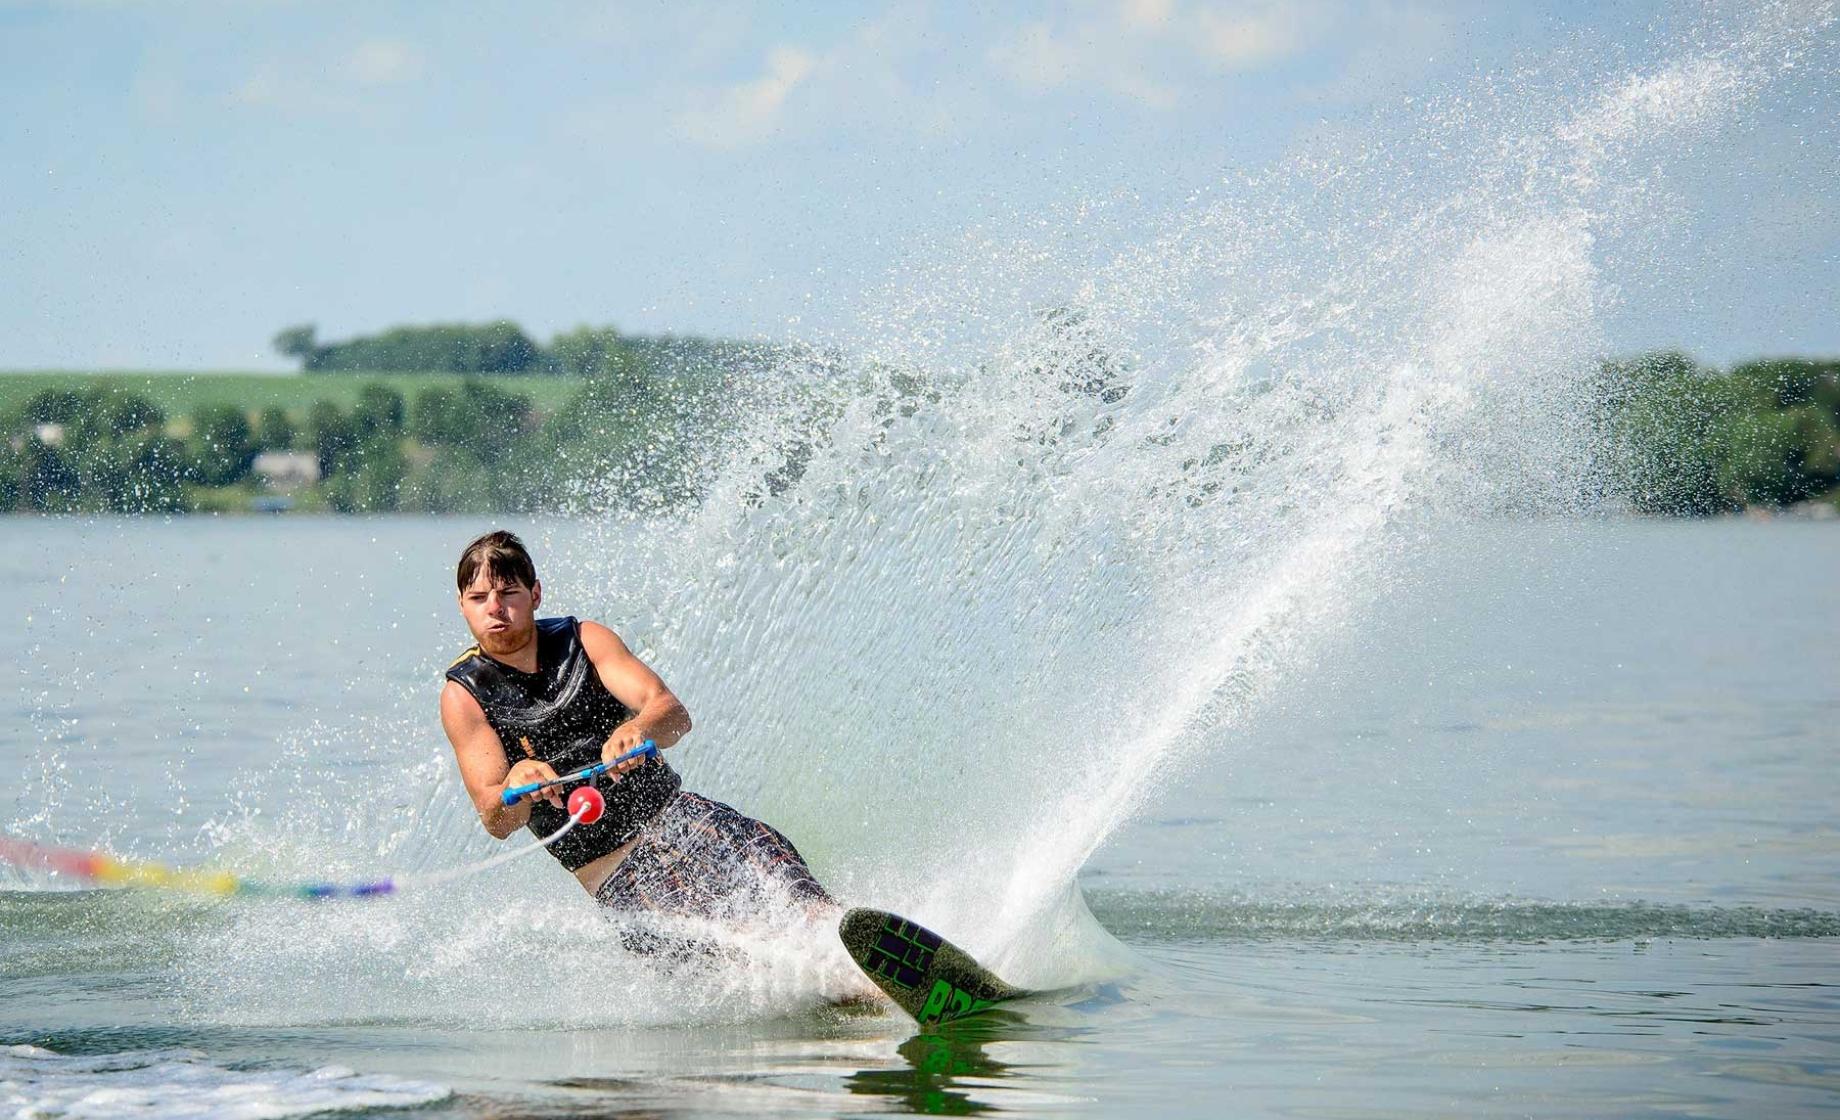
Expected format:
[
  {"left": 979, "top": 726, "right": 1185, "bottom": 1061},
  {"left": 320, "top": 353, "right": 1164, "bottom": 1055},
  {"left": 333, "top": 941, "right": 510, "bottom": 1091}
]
[{"left": 459, "top": 571, "right": 541, "bottom": 656}]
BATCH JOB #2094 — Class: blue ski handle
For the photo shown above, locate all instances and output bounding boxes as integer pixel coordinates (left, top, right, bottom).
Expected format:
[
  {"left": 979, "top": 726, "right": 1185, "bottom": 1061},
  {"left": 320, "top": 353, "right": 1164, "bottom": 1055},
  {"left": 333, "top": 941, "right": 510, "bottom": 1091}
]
[{"left": 500, "top": 740, "right": 657, "bottom": 806}]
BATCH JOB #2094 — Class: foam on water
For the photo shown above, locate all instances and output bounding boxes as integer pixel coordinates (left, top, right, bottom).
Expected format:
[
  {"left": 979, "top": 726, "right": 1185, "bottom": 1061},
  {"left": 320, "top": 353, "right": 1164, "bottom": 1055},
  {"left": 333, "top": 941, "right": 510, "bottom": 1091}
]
[
  {"left": 0, "top": 1044, "right": 448, "bottom": 1120},
  {"left": 9, "top": 0, "right": 1834, "bottom": 1033}
]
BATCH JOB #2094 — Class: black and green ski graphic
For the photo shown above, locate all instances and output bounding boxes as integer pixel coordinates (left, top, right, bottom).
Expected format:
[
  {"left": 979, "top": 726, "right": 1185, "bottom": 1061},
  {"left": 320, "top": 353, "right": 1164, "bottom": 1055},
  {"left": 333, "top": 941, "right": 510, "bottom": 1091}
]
[{"left": 839, "top": 907, "right": 1024, "bottom": 1028}]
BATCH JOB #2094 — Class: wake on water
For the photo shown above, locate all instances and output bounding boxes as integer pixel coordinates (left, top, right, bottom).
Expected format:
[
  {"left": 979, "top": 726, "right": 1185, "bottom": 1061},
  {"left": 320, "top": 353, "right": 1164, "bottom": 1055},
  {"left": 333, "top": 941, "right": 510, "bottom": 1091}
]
[{"left": 10, "top": 1, "right": 1837, "bottom": 1031}]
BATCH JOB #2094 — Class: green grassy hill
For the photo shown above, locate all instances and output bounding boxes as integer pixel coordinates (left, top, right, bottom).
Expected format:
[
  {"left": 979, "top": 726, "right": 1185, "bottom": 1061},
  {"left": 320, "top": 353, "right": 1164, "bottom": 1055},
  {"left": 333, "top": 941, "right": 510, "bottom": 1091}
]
[{"left": 0, "top": 371, "right": 584, "bottom": 417}]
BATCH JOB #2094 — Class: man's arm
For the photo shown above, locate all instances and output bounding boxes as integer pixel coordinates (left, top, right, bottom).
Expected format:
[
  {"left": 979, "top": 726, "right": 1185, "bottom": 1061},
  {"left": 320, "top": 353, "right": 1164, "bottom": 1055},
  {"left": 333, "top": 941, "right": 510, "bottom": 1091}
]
[
  {"left": 578, "top": 620, "right": 692, "bottom": 767},
  {"left": 440, "top": 679, "right": 563, "bottom": 839}
]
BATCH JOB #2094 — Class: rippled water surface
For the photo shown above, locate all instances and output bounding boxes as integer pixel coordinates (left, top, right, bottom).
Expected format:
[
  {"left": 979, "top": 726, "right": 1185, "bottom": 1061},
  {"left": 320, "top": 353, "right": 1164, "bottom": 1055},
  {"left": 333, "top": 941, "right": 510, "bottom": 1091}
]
[{"left": 2, "top": 516, "right": 1836, "bottom": 1118}]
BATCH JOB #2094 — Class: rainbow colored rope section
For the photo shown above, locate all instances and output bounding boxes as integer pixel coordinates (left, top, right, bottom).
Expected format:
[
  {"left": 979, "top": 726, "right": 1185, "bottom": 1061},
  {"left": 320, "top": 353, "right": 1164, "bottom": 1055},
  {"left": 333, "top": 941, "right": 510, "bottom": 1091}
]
[
  {"left": 0, "top": 835, "right": 394, "bottom": 900},
  {"left": 0, "top": 790, "right": 591, "bottom": 901}
]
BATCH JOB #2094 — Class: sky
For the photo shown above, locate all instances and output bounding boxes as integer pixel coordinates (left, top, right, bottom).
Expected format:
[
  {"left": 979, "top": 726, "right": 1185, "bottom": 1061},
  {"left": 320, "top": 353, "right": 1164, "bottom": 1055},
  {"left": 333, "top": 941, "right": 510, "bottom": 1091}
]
[{"left": 1, "top": 0, "right": 1834, "bottom": 371}]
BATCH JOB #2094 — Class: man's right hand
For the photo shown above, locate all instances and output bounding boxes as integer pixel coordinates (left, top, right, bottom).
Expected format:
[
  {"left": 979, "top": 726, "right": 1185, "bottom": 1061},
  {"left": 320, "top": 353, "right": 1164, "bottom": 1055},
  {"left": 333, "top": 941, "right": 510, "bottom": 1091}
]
[{"left": 503, "top": 759, "right": 564, "bottom": 809}]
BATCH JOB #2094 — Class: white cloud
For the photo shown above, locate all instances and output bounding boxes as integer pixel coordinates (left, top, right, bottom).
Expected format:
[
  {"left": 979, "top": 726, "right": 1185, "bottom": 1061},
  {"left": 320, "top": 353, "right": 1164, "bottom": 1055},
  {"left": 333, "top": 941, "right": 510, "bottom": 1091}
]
[
  {"left": 1191, "top": 5, "right": 1306, "bottom": 67},
  {"left": 229, "top": 37, "right": 429, "bottom": 115},
  {"left": 343, "top": 39, "right": 425, "bottom": 86},
  {"left": 988, "top": 1, "right": 1318, "bottom": 109},
  {"left": 976, "top": 1, "right": 1490, "bottom": 112},
  {"left": 672, "top": 45, "right": 817, "bottom": 148},
  {"left": 656, "top": 4, "right": 984, "bottom": 149},
  {"left": 987, "top": 13, "right": 1180, "bottom": 107},
  {"left": 231, "top": 65, "right": 287, "bottom": 108},
  {"left": 1118, "top": 0, "right": 1176, "bottom": 33}
]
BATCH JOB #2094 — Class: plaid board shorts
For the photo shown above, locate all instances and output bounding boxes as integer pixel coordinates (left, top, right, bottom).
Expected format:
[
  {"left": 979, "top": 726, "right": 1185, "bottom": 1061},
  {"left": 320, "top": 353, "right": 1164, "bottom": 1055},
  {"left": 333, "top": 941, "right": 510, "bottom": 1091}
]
[{"left": 592, "top": 790, "right": 834, "bottom": 920}]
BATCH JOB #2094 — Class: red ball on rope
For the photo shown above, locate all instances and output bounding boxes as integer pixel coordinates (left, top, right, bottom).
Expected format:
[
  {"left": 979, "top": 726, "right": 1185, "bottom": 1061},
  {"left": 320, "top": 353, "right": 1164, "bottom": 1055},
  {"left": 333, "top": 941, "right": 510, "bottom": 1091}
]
[{"left": 567, "top": 786, "right": 605, "bottom": 825}]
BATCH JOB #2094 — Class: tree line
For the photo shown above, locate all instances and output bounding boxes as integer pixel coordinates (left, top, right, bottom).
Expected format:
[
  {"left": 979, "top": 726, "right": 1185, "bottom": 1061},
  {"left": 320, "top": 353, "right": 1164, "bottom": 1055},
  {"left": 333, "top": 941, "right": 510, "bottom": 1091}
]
[
  {"left": 1596, "top": 353, "right": 1840, "bottom": 515},
  {"left": 273, "top": 321, "right": 666, "bottom": 377},
  {"left": 1, "top": 323, "right": 1835, "bottom": 515},
  {"left": 0, "top": 325, "right": 739, "bottom": 514}
]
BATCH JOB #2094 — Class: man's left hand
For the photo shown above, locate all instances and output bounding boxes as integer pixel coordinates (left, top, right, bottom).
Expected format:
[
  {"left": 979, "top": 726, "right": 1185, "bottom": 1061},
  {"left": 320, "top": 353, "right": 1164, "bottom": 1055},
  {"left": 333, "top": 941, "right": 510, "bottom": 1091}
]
[{"left": 601, "top": 725, "right": 653, "bottom": 781}]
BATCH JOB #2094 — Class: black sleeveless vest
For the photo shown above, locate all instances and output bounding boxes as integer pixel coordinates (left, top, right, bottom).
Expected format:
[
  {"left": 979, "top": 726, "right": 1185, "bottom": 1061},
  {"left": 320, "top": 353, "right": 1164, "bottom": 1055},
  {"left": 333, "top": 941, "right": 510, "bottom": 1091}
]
[{"left": 444, "top": 616, "right": 680, "bottom": 870}]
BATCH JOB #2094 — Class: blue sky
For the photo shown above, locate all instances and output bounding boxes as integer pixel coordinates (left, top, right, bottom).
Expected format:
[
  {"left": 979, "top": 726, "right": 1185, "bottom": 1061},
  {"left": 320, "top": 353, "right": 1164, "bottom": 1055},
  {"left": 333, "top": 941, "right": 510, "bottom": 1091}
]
[{"left": 1, "top": 0, "right": 1834, "bottom": 370}]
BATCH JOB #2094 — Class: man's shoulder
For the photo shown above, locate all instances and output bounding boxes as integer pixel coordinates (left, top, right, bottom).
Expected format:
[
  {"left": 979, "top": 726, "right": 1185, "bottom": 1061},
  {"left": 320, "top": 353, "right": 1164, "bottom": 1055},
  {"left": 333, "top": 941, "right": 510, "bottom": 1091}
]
[
  {"left": 573, "top": 618, "right": 625, "bottom": 652},
  {"left": 446, "top": 644, "right": 483, "bottom": 670}
]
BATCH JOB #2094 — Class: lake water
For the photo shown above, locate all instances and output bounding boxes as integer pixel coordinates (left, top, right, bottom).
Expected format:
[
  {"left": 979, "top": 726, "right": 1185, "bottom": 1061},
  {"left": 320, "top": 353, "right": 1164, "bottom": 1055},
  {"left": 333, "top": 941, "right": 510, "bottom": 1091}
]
[
  {"left": 7, "top": 1, "right": 1838, "bottom": 1111},
  {"left": 2, "top": 515, "right": 1835, "bottom": 1118}
]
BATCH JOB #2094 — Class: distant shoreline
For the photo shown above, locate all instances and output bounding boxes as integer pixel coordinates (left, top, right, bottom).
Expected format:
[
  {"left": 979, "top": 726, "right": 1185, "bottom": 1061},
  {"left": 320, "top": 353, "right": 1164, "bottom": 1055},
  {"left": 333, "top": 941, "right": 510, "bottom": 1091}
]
[
  {"left": 4, "top": 351, "right": 1838, "bottom": 518},
  {"left": 0, "top": 370, "right": 586, "bottom": 415}
]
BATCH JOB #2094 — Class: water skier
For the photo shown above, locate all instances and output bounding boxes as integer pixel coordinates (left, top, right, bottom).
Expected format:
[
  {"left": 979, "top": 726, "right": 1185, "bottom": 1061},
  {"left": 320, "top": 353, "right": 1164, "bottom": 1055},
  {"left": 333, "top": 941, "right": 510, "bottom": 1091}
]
[
  {"left": 439, "top": 530, "right": 838, "bottom": 927},
  {"left": 439, "top": 529, "right": 1023, "bottom": 1023}
]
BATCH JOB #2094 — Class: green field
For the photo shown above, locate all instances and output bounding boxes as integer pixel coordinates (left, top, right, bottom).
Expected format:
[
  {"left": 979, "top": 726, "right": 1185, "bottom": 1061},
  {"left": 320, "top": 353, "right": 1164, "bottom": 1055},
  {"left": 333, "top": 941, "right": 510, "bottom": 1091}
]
[{"left": 0, "top": 371, "right": 586, "bottom": 417}]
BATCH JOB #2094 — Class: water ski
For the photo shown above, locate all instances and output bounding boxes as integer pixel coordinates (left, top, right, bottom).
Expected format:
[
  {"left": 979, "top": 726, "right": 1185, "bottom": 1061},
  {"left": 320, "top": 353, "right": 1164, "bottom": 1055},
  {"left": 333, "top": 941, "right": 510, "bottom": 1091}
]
[{"left": 839, "top": 907, "right": 1025, "bottom": 1028}]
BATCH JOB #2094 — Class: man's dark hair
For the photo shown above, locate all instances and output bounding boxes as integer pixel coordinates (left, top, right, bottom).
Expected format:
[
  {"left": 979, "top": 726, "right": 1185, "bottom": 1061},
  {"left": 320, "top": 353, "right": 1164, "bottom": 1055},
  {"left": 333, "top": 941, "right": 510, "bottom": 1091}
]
[{"left": 456, "top": 529, "right": 537, "bottom": 592}]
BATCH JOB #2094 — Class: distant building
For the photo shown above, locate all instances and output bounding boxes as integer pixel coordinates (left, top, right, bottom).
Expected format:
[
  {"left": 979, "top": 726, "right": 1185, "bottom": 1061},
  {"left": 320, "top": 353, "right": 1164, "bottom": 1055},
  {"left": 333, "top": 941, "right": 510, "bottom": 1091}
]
[{"left": 252, "top": 450, "right": 319, "bottom": 487}]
